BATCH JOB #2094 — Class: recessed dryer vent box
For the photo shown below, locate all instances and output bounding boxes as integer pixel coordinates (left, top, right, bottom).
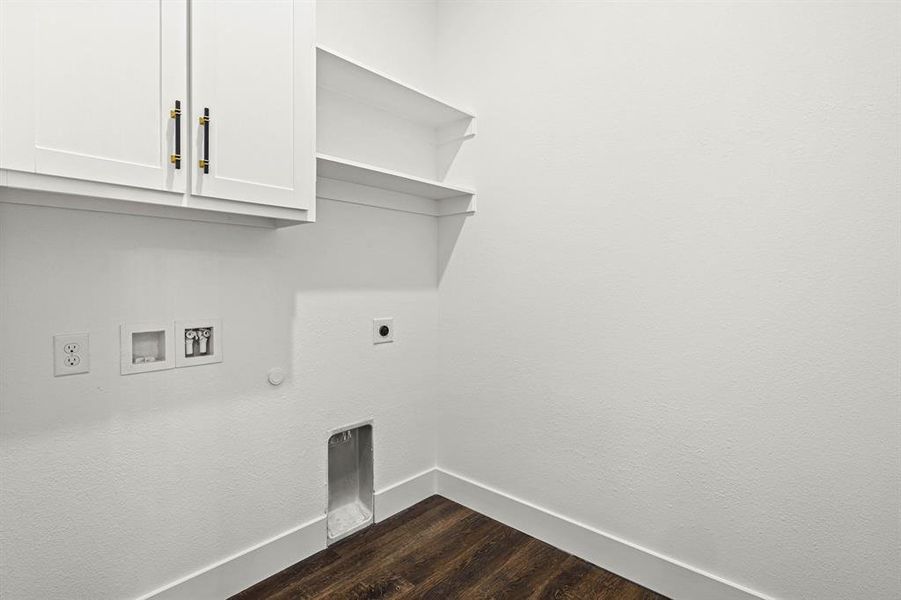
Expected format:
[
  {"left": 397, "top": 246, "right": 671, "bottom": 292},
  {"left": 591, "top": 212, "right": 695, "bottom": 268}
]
[
  {"left": 175, "top": 319, "right": 222, "bottom": 368},
  {"left": 327, "top": 422, "right": 373, "bottom": 545},
  {"left": 120, "top": 322, "right": 175, "bottom": 375}
]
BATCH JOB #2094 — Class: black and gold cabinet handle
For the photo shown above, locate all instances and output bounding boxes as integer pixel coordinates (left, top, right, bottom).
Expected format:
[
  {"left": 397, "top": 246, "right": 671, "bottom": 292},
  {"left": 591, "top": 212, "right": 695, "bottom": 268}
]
[
  {"left": 198, "top": 108, "right": 210, "bottom": 174},
  {"left": 169, "top": 100, "right": 181, "bottom": 169}
]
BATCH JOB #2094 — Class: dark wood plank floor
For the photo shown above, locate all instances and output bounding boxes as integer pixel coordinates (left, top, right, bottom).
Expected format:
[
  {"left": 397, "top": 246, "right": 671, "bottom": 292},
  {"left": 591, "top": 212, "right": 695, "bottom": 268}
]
[{"left": 231, "top": 495, "right": 670, "bottom": 600}]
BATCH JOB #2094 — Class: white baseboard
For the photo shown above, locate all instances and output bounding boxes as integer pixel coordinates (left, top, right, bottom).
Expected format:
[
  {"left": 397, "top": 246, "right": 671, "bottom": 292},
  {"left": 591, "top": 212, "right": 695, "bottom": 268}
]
[
  {"left": 136, "top": 469, "right": 436, "bottom": 600},
  {"left": 136, "top": 515, "right": 326, "bottom": 600},
  {"left": 435, "top": 468, "right": 775, "bottom": 600},
  {"left": 374, "top": 468, "right": 437, "bottom": 522},
  {"left": 138, "top": 467, "right": 775, "bottom": 600}
]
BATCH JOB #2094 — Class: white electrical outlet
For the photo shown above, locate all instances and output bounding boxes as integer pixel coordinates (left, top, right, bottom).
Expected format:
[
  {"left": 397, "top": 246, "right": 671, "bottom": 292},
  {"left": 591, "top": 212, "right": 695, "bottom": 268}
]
[
  {"left": 53, "top": 333, "right": 90, "bottom": 376},
  {"left": 373, "top": 318, "right": 394, "bottom": 344}
]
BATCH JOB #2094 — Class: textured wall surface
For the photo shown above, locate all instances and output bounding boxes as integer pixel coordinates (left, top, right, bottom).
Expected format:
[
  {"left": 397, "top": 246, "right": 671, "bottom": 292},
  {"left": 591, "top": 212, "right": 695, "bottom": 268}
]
[
  {"left": 0, "top": 198, "right": 438, "bottom": 599},
  {"left": 434, "top": 2, "right": 900, "bottom": 599},
  {"left": 2, "top": 2, "right": 899, "bottom": 600},
  {"left": 0, "top": 4, "right": 442, "bottom": 598}
]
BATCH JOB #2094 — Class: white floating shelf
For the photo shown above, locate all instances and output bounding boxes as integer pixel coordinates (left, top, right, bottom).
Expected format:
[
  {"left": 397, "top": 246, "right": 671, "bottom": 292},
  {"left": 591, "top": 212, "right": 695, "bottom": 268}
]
[
  {"left": 317, "top": 45, "right": 475, "bottom": 128},
  {"left": 317, "top": 154, "right": 473, "bottom": 199},
  {"left": 316, "top": 154, "right": 475, "bottom": 217}
]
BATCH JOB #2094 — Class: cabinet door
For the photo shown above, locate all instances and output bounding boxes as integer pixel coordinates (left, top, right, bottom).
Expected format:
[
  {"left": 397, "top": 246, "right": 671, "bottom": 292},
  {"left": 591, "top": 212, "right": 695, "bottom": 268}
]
[
  {"left": 0, "top": 0, "right": 187, "bottom": 192},
  {"left": 191, "top": 0, "right": 315, "bottom": 209}
]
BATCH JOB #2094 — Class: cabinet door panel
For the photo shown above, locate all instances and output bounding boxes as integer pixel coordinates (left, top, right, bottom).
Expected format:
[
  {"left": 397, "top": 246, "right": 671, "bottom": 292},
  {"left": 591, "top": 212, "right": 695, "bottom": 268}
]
[
  {"left": 0, "top": 1, "right": 186, "bottom": 192},
  {"left": 191, "top": 0, "right": 314, "bottom": 209}
]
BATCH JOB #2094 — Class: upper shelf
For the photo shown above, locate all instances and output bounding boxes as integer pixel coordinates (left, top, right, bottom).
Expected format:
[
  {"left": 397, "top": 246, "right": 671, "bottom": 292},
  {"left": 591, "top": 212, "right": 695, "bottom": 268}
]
[{"left": 316, "top": 45, "right": 475, "bottom": 127}]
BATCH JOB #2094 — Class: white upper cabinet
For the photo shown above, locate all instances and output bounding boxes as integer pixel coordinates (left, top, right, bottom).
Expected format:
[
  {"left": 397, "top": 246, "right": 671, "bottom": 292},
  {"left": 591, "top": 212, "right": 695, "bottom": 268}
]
[
  {"left": 0, "top": 0, "right": 187, "bottom": 192},
  {"left": 190, "top": 0, "right": 315, "bottom": 211},
  {"left": 0, "top": 0, "right": 315, "bottom": 227}
]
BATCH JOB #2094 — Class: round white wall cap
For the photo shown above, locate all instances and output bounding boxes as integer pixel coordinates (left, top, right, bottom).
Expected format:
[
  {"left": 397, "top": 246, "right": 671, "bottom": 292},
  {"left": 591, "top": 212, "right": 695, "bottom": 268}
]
[{"left": 267, "top": 368, "right": 286, "bottom": 386}]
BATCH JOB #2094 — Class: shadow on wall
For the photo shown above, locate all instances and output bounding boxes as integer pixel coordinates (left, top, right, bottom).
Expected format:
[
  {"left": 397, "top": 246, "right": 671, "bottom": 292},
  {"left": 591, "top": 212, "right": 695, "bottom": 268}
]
[
  {"left": 278, "top": 198, "right": 439, "bottom": 292},
  {"left": 435, "top": 120, "right": 472, "bottom": 181},
  {"left": 0, "top": 198, "right": 441, "bottom": 440},
  {"left": 438, "top": 214, "right": 467, "bottom": 283}
]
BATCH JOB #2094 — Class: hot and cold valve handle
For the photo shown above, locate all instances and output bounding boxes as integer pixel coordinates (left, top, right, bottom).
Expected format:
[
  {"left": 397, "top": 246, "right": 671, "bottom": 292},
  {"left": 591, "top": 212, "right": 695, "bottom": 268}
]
[
  {"left": 198, "top": 329, "right": 211, "bottom": 354},
  {"left": 184, "top": 328, "right": 212, "bottom": 356},
  {"left": 185, "top": 329, "right": 197, "bottom": 356}
]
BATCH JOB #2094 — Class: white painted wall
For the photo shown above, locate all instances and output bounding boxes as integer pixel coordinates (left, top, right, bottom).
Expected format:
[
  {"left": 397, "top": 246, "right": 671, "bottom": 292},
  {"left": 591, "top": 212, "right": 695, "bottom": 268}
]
[
  {"left": 435, "top": 2, "right": 900, "bottom": 600},
  {"left": 0, "top": 3, "right": 441, "bottom": 598},
  {"left": 3, "top": 2, "right": 899, "bottom": 599},
  {"left": 317, "top": 0, "right": 436, "bottom": 88}
]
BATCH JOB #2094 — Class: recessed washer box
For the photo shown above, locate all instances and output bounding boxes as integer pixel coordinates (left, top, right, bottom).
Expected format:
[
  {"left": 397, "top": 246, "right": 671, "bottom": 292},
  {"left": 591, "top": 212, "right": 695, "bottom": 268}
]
[
  {"left": 120, "top": 322, "right": 175, "bottom": 375},
  {"left": 327, "top": 422, "right": 374, "bottom": 545},
  {"left": 175, "top": 318, "right": 223, "bottom": 368}
]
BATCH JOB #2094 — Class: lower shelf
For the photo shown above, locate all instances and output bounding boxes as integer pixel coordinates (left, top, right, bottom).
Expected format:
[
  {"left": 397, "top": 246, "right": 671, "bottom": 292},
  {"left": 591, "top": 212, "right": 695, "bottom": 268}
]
[{"left": 316, "top": 153, "right": 476, "bottom": 217}]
